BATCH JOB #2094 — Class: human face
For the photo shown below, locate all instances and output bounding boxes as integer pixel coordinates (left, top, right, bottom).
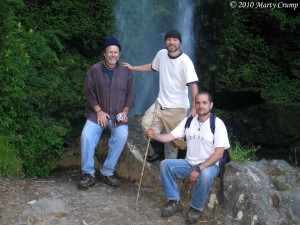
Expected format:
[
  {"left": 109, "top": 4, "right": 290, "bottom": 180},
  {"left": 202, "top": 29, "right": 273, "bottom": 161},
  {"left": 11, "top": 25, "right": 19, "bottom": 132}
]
[
  {"left": 103, "top": 45, "right": 120, "bottom": 67},
  {"left": 165, "top": 38, "right": 180, "bottom": 55},
  {"left": 195, "top": 94, "right": 213, "bottom": 117}
]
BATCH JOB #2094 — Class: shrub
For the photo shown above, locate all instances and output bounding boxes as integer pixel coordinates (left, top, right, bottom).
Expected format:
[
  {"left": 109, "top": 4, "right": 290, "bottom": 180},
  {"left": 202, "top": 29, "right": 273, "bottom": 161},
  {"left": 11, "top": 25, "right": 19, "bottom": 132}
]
[
  {"left": 0, "top": 135, "right": 24, "bottom": 178},
  {"left": 230, "top": 141, "right": 259, "bottom": 162}
]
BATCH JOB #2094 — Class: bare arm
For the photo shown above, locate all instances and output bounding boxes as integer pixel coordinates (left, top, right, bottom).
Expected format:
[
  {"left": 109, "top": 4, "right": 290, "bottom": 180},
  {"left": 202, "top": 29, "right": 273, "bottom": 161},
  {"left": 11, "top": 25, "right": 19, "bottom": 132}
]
[
  {"left": 199, "top": 147, "right": 225, "bottom": 170},
  {"left": 189, "top": 147, "right": 225, "bottom": 183},
  {"left": 123, "top": 63, "right": 153, "bottom": 72},
  {"left": 189, "top": 82, "right": 199, "bottom": 117},
  {"left": 147, "top": 128, "right": 176, "bottom": 143}
]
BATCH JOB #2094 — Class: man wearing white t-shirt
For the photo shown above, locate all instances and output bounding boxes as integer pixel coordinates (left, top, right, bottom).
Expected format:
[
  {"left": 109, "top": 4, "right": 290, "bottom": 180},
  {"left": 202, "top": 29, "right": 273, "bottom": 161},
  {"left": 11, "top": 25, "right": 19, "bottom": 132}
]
[
  {"left": 124, "top": 29, "right": 199, "bottom": 162},
  {"left": 147, "top": 91, "right": 230, "bottom": 224}
]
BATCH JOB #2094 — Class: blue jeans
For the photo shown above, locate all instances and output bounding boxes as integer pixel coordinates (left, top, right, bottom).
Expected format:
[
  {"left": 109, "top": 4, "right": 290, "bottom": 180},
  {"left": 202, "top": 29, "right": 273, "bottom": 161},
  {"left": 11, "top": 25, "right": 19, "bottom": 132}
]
[
  {"left": 160, "top": 159, "right": 219, "bottom": 211},
  {"left": 80, "top": 119, "right": 128, "bottom": 176}
]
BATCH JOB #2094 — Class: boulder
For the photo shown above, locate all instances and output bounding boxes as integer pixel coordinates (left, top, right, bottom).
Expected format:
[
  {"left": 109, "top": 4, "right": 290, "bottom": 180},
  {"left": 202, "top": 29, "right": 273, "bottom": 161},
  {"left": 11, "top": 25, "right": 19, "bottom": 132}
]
[{"left": 58, "top": 116, "right": 300, "bottom": 225}]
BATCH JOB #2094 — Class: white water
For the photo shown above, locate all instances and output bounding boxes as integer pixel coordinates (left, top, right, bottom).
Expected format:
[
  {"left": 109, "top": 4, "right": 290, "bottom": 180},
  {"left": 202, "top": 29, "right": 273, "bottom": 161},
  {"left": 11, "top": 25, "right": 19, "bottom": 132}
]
[{"left": 114, "top": 0, "right": 195, "bottom": 116}]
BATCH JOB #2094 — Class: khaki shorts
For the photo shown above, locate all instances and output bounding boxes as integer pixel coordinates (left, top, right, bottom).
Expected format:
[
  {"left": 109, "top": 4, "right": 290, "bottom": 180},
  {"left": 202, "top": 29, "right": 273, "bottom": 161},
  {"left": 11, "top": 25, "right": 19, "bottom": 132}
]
[{"left": 141, "top": 100, "right": 187, "bottom": 150}]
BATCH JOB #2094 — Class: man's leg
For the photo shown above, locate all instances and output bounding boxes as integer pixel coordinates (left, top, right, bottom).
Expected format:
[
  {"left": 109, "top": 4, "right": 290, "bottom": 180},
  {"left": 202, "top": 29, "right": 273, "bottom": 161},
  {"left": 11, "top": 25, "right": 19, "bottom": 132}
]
[
  {"left": 78, "top": 120, "right": 103, "bottom": 189},
  {"left": 162, "top": 107, "right": 187, "bottom": 159},
  {"left": 160, "top": 159, "right": 193, "bottom": 217},
  {"left": 100, "top": 120, "right": 128, "bottom": 187},
  {"left": 141, "top": 101, "right": 165, "bottom": 162},
  {"left": 147, "top": 140, "right": 165, "bottom": 162},
  {"left": 186, "top": 165, "right": 219, "bottom": 224}
]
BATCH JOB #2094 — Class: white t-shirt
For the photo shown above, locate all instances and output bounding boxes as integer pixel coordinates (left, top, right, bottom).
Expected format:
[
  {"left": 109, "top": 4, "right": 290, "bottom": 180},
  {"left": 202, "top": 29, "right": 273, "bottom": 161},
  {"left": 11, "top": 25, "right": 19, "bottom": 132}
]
[
  {"left": 151, "top": 49, "right": 198, "bottom": 108},
  {"left": 171, "top": 115, "right": 230, "bottom": 166}
]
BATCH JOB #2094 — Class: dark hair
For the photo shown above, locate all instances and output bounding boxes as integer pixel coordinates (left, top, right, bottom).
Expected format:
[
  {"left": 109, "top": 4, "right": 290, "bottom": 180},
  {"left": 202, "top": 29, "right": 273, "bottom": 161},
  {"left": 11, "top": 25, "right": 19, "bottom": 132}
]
[
  {"left": 196, "top": 91, "right": 213, "bottom": 103},
  {"left": 164, "top": 29, "right": 182, "bottom": 43}
]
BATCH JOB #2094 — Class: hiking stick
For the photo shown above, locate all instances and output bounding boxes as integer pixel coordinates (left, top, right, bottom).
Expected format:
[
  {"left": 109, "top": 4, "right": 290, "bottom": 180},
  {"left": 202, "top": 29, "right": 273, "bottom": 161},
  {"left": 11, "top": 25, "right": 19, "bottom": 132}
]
[{"left": 135, "top": 101, "right": 159, "bottom": 210}]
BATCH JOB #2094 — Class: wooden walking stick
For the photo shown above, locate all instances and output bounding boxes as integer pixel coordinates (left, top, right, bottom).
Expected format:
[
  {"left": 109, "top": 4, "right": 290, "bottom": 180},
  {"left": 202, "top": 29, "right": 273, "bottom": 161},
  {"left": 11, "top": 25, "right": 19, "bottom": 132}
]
[{"left": 135, "top": 102, "right": 159, "bottom": 209}]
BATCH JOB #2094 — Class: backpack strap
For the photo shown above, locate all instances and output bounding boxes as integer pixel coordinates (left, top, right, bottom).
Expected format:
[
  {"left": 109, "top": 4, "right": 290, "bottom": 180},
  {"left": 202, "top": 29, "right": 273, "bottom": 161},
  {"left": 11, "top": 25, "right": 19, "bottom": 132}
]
[
  {"left": 185, "top": 116, "right": 193, "bottom": 129},
  {"left": 210, "top": 113, "right": 230, "bottom": 204},
  {"left": 209, "top": 113, "right": 216, "bottom": 136},
  {"left": 184, "top": 116, "right": 193, "bottom": 141},
  {"left": 219, "top": 149, "right": 230, "bottom": 204}
]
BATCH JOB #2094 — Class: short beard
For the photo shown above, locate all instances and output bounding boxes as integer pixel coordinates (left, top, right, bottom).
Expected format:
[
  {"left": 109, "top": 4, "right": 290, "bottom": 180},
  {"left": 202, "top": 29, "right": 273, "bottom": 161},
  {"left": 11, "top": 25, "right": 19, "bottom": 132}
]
[
  {"left": 197, "top": 111, "right": 210, "bottom": 117},
  {"left": 167, "top": 45, "right": 179, "bottom": 53}
]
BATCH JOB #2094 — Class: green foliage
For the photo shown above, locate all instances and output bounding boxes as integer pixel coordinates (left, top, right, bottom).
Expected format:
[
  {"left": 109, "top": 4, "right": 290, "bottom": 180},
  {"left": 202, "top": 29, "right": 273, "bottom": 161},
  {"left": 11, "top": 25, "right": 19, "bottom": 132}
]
[
  {"left": 230, "top": 141, "right": 259, "bottom": 163},
  {"left": 195, "top": 0, "right": 300, "bottom": 103},
  {"left": 0, "top": 0, "right": 117, "bottom": 178},
  {"left": 14, "top": 0, "right": 116, "bottom": 57},
  {"left": 0, "top": 134, "right": 24, "bottom": 178}
]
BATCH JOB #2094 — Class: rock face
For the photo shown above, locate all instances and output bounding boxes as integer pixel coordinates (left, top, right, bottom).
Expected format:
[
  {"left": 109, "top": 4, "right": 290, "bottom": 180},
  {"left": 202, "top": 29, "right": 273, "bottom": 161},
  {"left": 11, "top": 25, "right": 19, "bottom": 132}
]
[
  {"left": 56, "top": 116, "right": 300, "bottom": 224},
  {"left": 223, "top": 160, "right": 300, "bottom": 225},
  {"left": 228, "top": 103, "right": 300, "bottom": 161}
]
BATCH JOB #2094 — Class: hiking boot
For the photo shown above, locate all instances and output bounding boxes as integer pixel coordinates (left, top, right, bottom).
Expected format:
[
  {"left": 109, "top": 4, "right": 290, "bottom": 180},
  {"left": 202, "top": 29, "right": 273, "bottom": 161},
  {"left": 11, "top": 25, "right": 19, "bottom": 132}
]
[
  {"left": 77, "top": 173, "right": 95, "bottom": 190},
  {"left": 186, "top": 207, "right": 202, "bottom": 224},
  {"left": 146, "top": 152, "right": 161, "bottom": 162},
  {"left": 100, "top": 174, "right": 120, "bottom": 187},
  {"left": 147, "top": 140, "right": 165, "bottom": 163},
  {"left": 161, "top": 200, "right": 183, "bottom": 217}
]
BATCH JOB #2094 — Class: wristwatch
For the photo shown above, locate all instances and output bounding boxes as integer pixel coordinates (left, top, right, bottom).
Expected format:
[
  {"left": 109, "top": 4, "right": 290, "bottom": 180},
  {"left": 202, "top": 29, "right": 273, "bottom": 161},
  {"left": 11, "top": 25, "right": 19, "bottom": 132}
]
[{"left": 195, "top": 167, "right": 202, "bottom": 173}]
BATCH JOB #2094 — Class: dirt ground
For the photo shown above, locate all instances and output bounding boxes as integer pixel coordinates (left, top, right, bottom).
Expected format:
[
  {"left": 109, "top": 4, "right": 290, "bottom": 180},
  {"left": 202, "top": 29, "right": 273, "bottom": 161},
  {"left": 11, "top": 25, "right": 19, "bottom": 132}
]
[{"left": 0, "top": 169, "right": 219, "bottom": 225}]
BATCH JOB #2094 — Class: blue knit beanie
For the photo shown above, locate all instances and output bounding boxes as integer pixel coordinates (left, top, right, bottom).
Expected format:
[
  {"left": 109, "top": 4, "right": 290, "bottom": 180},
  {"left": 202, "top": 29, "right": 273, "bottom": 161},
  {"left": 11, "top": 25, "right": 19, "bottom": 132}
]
[
  {"left": 102, "top": 37, "right": 121, "bottom": 51},
  {"left": 165, "top": 29, "right": 182, "bottom": 43}
]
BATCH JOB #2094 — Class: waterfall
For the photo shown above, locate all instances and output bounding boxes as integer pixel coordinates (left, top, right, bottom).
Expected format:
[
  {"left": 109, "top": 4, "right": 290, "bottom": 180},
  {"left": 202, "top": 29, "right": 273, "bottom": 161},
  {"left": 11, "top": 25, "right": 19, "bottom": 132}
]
[{"left": 114, "top": 0, "right": 195, "bottom": 116}]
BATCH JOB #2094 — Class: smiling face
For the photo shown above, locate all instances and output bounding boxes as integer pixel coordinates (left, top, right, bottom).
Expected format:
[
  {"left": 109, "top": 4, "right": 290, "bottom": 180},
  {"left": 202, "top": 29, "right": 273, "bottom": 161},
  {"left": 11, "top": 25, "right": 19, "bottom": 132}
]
[
  {"left": 165, "top": 38, "right": 181, "bottom": 56},
  {"left": 195, "top": 93, "right": 213, "bottom": 117},
  {"left": 103, "top": 45, "right": 120, "bottom": 67}
]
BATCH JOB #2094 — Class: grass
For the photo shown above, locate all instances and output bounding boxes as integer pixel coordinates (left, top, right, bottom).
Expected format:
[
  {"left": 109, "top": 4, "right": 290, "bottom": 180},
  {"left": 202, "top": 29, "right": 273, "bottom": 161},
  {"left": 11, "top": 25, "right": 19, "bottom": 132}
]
[
  {"left": 229, "top": 140, "right": 259, "bottom": 163},
  {"left": 0, "top": 135, "right": 24, "bottom": 178},
  {"left": 288, "top": 147, "right": 299, "bottom": 167}
]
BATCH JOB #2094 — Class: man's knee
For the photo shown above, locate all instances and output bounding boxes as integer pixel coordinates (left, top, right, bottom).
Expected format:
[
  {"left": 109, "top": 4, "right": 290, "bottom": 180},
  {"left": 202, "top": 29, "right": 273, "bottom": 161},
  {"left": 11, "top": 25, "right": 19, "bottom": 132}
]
[
  {"left": 160, "top": 159, "right": 171, "bottom": 171},
  {"left": 200, "top": 169, "right": 217, "bottom": 183}
]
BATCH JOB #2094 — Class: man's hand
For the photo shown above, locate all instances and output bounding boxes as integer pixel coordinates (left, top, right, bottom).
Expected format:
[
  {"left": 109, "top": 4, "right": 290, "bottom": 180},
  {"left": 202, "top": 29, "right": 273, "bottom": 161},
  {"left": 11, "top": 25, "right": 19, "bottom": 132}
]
[
  {"left": 189, "top": 170, "right": 200, "bottom": 183},
  {"left": 123, "top": 62, "right": 133, "bottom": 70},
  {"left": 147, "top": 127, "right": 156, "bottom": 139},
  {"left": 117, "top": 111, "right": 128, "bottom": 123},
  {"left": 189, "top": 108, "right": 197, "bottom": 117},
  {"left": 97, "top": 111, "right": 110, "bottom": 127}
]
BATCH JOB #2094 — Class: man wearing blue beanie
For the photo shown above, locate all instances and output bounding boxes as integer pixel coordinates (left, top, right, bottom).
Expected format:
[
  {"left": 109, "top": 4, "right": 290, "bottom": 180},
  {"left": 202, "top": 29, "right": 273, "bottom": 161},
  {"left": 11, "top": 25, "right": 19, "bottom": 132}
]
[
  {"left": 124, "top": 29, "right": 199, "bottom": 162},
  {"left": 78, "top": 37, "right": 136, "bottom": 189}
]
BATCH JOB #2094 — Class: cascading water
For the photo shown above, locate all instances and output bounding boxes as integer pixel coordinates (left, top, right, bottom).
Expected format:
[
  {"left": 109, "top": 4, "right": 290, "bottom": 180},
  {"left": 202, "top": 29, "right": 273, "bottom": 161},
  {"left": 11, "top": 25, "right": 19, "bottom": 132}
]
[{"left": 114, "top": 0, "right": 195, "bottom": 116}]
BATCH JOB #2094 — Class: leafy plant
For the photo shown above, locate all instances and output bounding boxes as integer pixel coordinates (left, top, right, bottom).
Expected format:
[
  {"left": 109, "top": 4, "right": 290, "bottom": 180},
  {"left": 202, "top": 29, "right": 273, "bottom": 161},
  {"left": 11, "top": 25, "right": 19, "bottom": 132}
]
[
  {"left": 230, "top": 141, "right": 259, "bottom": 163},
  {"left": 0, "top": 135, "right": 24, "bottom": 178}
]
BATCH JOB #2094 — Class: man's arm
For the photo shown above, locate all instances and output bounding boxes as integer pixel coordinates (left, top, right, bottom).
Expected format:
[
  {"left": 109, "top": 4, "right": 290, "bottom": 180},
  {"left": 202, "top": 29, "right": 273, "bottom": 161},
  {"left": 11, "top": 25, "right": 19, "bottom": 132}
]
[
  {"left": 123, "top": 63, "right": 153, "bottom": 72},
  {"left": 199, "top": 147, "right": 225, "bottom": 171},
  {"left": 189, "top": 82, "right": 199, "bottom": 117},
  {"left": 189, "top": 147, "right": 225, "bottom": 183},
  {"left": 147, "top": 128, "right": 176, "bottom": 143}
]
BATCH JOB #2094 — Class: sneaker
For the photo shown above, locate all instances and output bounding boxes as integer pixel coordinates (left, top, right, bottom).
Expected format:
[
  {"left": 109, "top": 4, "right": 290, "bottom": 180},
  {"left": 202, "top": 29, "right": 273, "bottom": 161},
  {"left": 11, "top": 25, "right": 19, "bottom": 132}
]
[
  {"left": 78, "top": 173, "right": 95, "bottom": 189},
  {"left": 186, "top": 207, "right": 202, "bottom": 224},
  {"left": 161, "top": 200, "right": 183, "bottom": 217},
  {"left": 100, "top": 174, "right": 120, "bottom": 187}
]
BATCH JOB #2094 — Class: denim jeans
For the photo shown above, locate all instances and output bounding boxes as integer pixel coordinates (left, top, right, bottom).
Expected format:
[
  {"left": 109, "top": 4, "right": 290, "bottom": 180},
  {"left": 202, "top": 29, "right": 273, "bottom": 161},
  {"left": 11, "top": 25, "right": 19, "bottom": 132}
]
[
  {"left": 160, "top": 159, "right": 219, "bottom": 211},
  {"left": 80, "top": 119, "right": 128, "bottom": 176}
]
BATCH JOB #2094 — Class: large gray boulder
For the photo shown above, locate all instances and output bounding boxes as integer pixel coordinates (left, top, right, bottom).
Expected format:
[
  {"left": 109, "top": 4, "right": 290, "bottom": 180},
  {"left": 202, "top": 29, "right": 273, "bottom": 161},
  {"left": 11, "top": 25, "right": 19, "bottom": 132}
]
[{"left": 58, "top": 116, "right": 300, "bottom": 225}]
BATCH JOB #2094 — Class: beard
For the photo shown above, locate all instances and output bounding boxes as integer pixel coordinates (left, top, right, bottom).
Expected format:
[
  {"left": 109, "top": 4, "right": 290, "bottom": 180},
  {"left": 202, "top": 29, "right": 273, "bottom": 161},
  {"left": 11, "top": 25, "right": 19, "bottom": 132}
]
[
  {"left": 197, "top": 110, "right": 210, "bottom": 117},
  {"left": 106, "top": 56, "right": 118, "bottom": 65},
  {"left": 166, "top": 44, "right": 179, "bottom": 53}
]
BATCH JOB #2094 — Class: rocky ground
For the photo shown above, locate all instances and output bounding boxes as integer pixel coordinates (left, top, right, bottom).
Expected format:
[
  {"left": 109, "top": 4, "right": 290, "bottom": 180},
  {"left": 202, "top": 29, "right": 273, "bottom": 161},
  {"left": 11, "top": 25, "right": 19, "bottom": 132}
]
[{"left": 0, "top": 169, "right": 219, "bottom": 225}]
